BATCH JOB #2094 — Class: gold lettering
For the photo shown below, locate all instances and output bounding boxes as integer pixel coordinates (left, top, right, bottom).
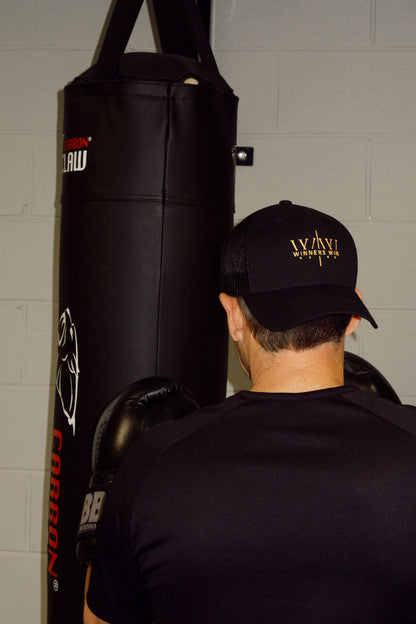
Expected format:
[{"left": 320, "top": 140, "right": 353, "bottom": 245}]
[
  {"left": 292, "top": 234, "right": 339, "bottom": 264},
  {"left": 315, "top": 231, "right": 325, "bottom": 250}
]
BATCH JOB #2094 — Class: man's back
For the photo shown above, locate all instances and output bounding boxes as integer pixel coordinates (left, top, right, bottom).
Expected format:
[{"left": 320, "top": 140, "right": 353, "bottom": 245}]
[{"left": 88, "top": 385, "right": 416, "bottom": 624}]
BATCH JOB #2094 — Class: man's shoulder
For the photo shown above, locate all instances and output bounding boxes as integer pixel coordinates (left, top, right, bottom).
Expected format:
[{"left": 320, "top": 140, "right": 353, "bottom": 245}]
[
  {"left": 111, "top": 393, "right": 244, "bottom": 495},
  {"left": 342, "top": 385, "right": 416, "bottom": 437},
  {"left": 139, "top": 391, "right": 244, "bottom": 448}
]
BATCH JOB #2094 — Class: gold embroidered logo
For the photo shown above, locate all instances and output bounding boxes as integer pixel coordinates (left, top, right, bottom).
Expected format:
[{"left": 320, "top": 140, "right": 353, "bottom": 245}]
[{"left": 290, "top": 231, "right": 339, "bottom": 267}]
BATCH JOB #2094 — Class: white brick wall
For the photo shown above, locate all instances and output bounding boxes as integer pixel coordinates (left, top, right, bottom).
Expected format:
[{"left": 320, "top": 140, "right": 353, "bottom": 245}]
[
  {"left": 215, "top": 0, "right": 416, "bottom": 404},
  {"left": 1, "top": 1, "right": 416, "bottom": 622}
]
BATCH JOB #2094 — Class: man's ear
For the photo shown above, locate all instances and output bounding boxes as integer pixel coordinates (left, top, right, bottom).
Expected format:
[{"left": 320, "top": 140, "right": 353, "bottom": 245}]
[
  {"left": 345, "top": 288, "right": 364, "bottom": 336},
  {"left": 346, "top": 315, "right": 361, "bottom": 336},
  {"left": 219, "top": 293, "right": 247, "bottom": 342}
]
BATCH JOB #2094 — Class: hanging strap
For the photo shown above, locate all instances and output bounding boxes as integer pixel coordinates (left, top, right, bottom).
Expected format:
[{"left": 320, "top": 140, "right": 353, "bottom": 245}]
[
  {"left": 152, "top": 0, "right": 199, "bottom": 59},
  {"left": 94, "top": 0, "right": 229, "bottom": 91},
  {"left": 155, "top": 0, "right": 212, "bottom": 57}
]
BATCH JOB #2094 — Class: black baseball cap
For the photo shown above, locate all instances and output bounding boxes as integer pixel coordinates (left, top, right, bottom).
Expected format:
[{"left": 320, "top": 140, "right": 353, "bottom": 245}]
[{"left": 220, "top": 200, "right": 377, "bottom": 331}]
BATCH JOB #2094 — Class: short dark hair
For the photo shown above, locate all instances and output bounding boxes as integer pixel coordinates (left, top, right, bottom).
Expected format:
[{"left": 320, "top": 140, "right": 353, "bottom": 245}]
[{"left": 238, "top": 297, "right": 350, "bottom": 352}]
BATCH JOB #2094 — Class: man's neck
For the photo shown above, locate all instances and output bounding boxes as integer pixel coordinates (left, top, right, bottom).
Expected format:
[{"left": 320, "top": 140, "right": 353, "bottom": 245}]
[{"left": 248, "top": 340, "right": 345, "bottom": 394}]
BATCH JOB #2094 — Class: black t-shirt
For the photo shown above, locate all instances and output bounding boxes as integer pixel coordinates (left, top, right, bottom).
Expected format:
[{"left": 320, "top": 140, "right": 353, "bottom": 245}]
[{"left": 88, "top": 386, "right": 416, "bottom": 624}]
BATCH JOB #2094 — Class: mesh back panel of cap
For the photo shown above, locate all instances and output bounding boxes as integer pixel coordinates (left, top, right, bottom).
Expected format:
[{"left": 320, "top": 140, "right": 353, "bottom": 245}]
[{"left": 220, "top": 215, "right": 255, "bottom": 295}]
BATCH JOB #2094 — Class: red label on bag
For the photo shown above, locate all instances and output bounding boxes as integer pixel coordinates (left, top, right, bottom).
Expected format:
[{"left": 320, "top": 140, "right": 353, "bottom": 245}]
[
  {"left": 64, "top": 137, "right": 90, "bottom": 151},
  {"left": 62, "top": 137, "right": 91, "bottom": 173},
  {"left": 48, "top": 429, "right": 62, "bottom": 579}
]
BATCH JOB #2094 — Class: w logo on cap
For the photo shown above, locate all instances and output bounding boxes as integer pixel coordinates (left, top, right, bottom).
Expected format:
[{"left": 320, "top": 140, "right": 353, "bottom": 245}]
[{"left": 290, "top": 231, "right": 339, "bottom": 266}]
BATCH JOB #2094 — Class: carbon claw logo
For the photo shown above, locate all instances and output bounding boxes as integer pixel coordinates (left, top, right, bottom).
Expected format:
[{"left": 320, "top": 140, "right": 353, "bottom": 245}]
[
  {"left": 62, "top": 136, "right": 91, "bottom": 173},
  {"left": 56, "top": 308, "right": 79, "bottom": 435},
  {"left": 290, "top": 230, "right": 339, "bottom": 267}
]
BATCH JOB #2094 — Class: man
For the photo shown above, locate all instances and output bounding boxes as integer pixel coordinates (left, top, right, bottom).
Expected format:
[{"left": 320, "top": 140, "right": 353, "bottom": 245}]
[{"left": 85, "top": 201, "right": 416, "bottom": 623}]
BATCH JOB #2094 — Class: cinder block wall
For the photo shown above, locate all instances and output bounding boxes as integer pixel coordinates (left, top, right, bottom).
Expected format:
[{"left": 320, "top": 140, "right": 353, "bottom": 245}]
[
  {"left": 0, "top": 1, "right": 415, "bottom": 622},
  {"left": 214, "top": 0, "right": 416, "bottom": 401}
]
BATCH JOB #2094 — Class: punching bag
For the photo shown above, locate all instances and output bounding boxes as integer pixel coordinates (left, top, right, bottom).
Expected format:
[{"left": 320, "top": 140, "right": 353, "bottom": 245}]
[{"left": 47, "top": 1, "right": 238, "bottom": 622}]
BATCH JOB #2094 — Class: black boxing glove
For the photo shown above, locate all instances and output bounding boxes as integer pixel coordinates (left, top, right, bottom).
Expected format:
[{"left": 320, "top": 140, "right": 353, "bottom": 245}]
[
  {"left": 344, "top": 351, "right": 401, "bottom": 404},
  {"left": 76, "top": 376, "right": 199, "bottom": 566}
]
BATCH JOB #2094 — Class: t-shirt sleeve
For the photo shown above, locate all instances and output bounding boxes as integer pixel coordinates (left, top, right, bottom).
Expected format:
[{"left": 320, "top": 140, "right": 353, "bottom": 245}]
[
  {"left": 86, "top": 435, "right": 157, "bottom": 624},
  {"left": 87, "top": 496, "right": 153, "bottom": 624}
]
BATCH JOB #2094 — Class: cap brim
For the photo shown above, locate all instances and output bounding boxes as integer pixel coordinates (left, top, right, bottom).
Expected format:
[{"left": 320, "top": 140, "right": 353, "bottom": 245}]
[{"left": 243, "top": 284, "right": 378, "bottom": 332}]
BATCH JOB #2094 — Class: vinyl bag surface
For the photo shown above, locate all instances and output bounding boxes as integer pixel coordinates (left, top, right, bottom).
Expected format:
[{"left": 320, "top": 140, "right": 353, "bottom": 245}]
[{"left": 47, "top": 1, "right": 238, "bottom": 622}]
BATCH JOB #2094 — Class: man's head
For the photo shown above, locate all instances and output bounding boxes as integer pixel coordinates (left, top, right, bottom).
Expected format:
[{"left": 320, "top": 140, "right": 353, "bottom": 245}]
[{"left": 220, "top": 200, "right": 377, "bottom": 353}]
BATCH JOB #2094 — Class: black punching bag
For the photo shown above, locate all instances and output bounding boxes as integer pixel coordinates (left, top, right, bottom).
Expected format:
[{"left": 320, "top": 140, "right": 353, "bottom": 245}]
[{"left": 46, "top": 1, "right": 238, "bottom": 622}]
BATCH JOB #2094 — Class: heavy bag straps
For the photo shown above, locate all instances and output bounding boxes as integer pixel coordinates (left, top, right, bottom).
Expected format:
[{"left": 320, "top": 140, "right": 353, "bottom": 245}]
[
  {"left": 95, "top": 0, "right": 147, "bottom": 80},
  {"left": 152, "top": 0, "right": 199, "bottom": 60},
  {"left": 153, "top": 0, "right": 212, "bottom": 59},
  {"left": 95, "top": 0, "right": 230, "bottom": 91}
]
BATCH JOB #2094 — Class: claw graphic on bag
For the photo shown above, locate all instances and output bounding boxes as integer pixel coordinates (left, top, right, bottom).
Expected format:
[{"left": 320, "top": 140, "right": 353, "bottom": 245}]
[{"left": 56, "top": 308, "right": 79, "bottom": 435}]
